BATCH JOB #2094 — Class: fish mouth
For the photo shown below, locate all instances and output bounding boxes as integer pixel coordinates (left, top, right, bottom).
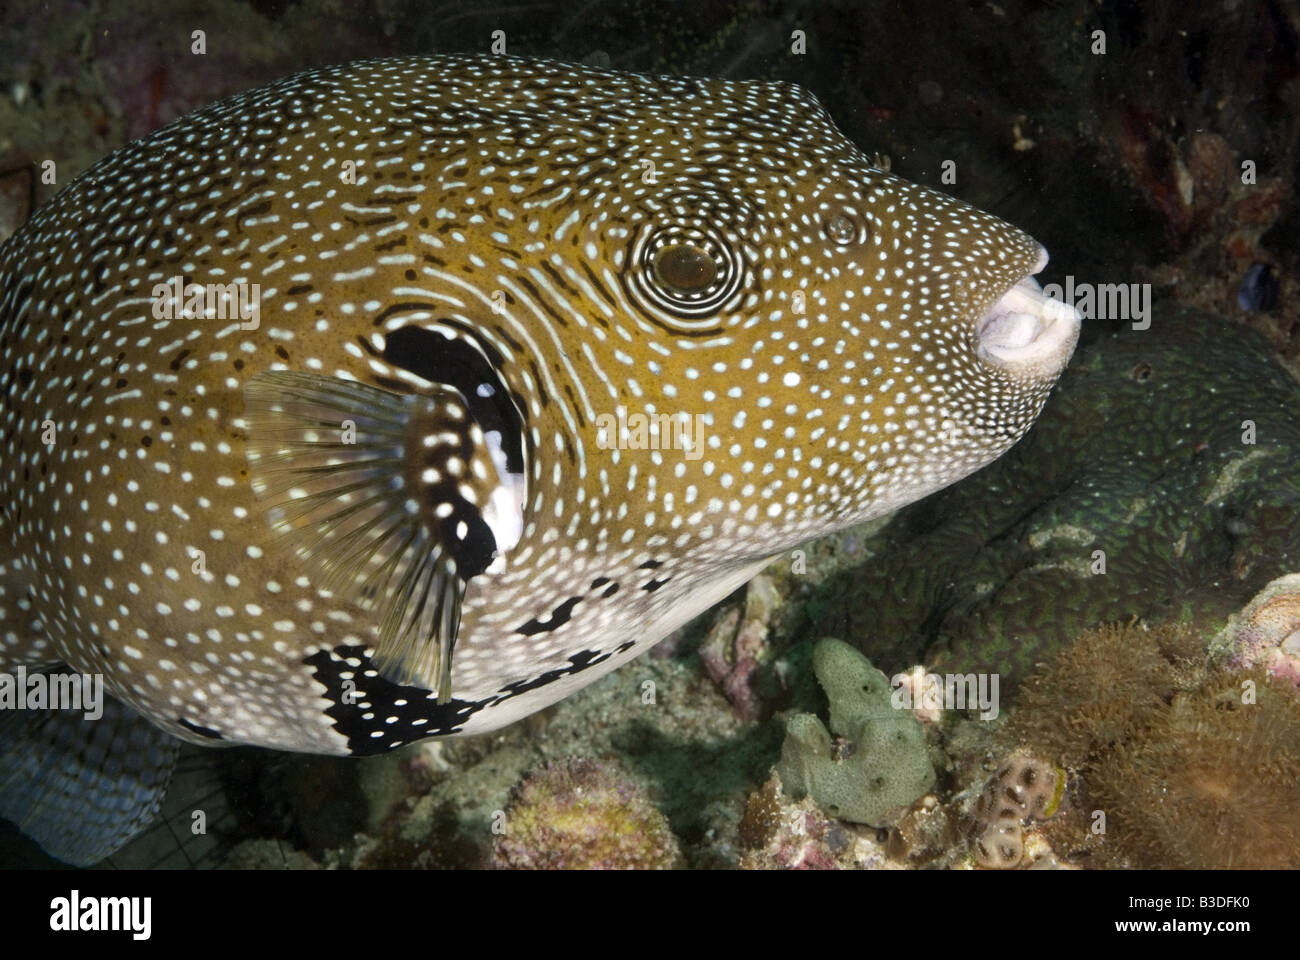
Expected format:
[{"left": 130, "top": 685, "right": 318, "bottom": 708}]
[{"left": 975, "top": 250, "right": 1081, "bottom": 378}]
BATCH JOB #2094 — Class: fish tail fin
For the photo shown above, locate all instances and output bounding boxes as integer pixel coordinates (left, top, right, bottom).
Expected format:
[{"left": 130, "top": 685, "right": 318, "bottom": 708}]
[
  {"left": 97, "top": 743, "right": 247, "bottom": 868},
  {"left": 0, "top": 679, "right": 180, "bottom": 865}
]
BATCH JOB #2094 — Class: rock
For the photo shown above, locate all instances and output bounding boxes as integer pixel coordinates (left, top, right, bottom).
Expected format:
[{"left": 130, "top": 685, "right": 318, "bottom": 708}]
[{"left": 1213, "top": 572, "right": 1300, "bottom": 688}]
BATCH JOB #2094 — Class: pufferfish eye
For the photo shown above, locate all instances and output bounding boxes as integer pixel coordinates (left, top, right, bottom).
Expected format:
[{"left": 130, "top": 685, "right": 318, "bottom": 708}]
[
  {"left": 823, "top": 210, "right": 868, "bottom": 246},
  {"left": 627, "top": 223, "right": 744, "bottom": 329},
  {"left": 654, "top": 242, "right": 717, "bottom": 293}
]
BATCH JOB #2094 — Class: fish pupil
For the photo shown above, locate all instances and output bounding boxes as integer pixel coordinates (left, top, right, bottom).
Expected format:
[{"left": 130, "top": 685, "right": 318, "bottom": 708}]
[
  {"left": 823, "top": 212, "right": 861, "bottom": 245},
  {"left": 653, "top": 242, "right": 717, "bottom": 293}
]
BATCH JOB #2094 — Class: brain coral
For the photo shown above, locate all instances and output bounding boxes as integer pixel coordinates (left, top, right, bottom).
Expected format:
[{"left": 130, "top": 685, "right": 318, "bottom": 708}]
[{"left": 807, "top": 307, "right": 1300, "bottom": 684}]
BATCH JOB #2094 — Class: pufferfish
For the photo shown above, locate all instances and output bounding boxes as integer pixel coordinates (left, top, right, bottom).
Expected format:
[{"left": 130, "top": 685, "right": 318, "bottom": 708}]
[{"left": 0, "top": 54, "right": 1080, "bottom": 863}]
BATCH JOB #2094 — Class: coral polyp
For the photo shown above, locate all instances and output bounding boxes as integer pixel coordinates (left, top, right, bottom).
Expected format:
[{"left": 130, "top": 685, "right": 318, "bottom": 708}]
[
  {"left": 972, "top": 751, "right": 1066, "bottom": 869},
  {"left": 1089, "top": 667, "right": 1300, "bottom": 869}
]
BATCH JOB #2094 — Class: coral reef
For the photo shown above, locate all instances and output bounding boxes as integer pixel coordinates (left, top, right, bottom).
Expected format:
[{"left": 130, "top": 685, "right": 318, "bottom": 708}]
[
  {"left": 736, "top": 774, "right": 896, "bottom": 871},
  {"left": 1079, "top": 1, "right": 1300, "bottom": 377},
  {"left": 1115, "top": 124, "right": 1297, "bottom": 360},
  {"left": 317, "top": 645, "right": 779, "bottom": 869},
  {"left": 490, "top": 757, "right": 681, "bottom": 870},
  {"left": 1212, "top": 573, "right": 1300, "bottom": 688},
  {"left": 777, "top": 638, "right": 934, "bottom": 825},
  {"left": 1004, "top": 622, "right": 1198, "bottom": 768},
  {"left": 809, "top": 307, "right": 1300, "bottom": 686},
  {"left": 697, "top": 574, "right": 780, "bottom": 722},
  {"left": 998, "top": 618, "right": 1300, "bottom": 869},
  {"left": 1089, "top": 666, "right": 1300, "bottom": 868},
  {"left": 970, "top": 751, "right": 1066, "bottom": 869}
]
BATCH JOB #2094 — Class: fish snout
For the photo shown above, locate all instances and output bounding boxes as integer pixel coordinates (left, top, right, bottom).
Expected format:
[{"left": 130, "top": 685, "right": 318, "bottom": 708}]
[{"left": 974, "top": 250, "right": 1081, "bottom": 382}]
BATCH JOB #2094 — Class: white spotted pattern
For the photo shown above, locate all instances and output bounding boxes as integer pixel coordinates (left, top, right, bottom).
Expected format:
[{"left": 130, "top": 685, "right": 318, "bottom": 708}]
[{"left": 0, "top": 55, "right": 1078, "bottom": 754}]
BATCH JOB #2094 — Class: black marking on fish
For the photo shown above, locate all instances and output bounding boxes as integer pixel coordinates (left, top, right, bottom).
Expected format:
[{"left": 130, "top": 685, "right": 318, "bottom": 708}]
[
  {"left": 515, "top": 595, "right": 584, "bottom": 635},
  {"left": 440, "top": 504, "right": 498, "bottom": 579},
  {"left": 378, "top": 325, "right": 526, "bottom": 474},
  {"left": 307, "top": 638, "right": 636, "bottom": 754},
  {"left": 493, "top": 641, "right": 638, "bottom": 700},
  {"left": 177, "top": 717, "right": 224, "bottom": 741},
  {"left": 587, "top": 576, "right": 620, "bottom": 598},
  {"left": 305, "top": 646, "right": 484, "bottom": 754}
]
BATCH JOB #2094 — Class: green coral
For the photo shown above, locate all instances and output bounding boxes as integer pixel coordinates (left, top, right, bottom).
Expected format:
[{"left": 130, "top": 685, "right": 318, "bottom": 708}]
[
  {"left": 777, "top": 638, "right": 934, "bottom": 824},
  {"left": 808, "top": 308, "right": 1300, "bottom": 683}
]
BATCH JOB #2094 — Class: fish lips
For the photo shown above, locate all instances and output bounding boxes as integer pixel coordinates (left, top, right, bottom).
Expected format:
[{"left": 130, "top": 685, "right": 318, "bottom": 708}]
[{"left": 975, "top": 251, "right": 1081, "bottom": 381}]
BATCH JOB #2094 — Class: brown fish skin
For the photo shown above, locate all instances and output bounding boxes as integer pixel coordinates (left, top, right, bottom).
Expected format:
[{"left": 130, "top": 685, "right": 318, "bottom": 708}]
[{"left": 0, "top": 55, "right": 1079, "bottom": 756}]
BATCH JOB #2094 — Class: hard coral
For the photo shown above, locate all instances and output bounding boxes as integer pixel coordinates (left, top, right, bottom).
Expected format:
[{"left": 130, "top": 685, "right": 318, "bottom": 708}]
[
  {"left": 491, "top": 757, "right": 681, "bottom": 870},
  {"left": 971, "top": 751, "right": 1066, "bottom": 869},
  {"left": 1214, "top": 573, "right": 1300, "bottom": 688}
]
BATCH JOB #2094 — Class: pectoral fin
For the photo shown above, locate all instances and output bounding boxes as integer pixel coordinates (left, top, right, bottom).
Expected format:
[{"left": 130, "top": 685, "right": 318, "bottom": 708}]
[{"left": 243, "top": 371, "right": 520, "bottom": 701}]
